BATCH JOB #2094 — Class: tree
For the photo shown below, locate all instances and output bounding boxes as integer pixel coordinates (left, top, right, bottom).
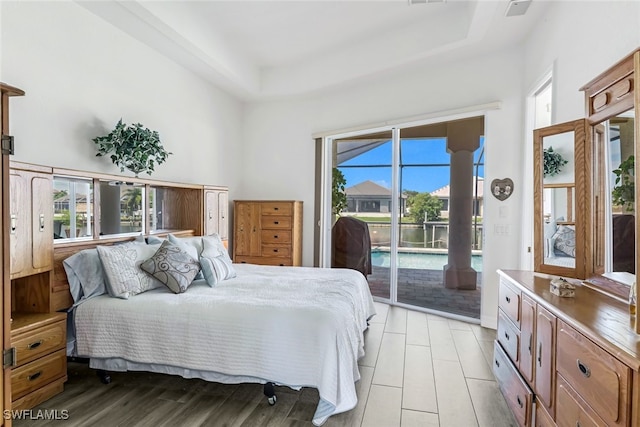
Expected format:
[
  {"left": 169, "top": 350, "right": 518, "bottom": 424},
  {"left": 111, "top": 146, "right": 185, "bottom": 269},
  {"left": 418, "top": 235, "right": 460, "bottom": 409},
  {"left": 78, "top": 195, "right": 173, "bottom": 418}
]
[
  {"left": 332, "top": 168, "right": 347, "bottom": 215},
  {"left": 407, "top": 192, "right": 442, "bottom": 223}
]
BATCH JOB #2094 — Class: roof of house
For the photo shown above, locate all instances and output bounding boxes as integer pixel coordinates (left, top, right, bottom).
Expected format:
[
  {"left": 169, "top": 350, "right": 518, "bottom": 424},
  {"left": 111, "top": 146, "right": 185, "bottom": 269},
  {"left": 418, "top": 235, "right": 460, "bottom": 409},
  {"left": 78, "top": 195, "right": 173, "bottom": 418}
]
[
  {"left": 430, "top": 177, "right": 484, "bottom": 198},
  {"left": 345, "top": 180, "right": 391, "bottom": 197}
]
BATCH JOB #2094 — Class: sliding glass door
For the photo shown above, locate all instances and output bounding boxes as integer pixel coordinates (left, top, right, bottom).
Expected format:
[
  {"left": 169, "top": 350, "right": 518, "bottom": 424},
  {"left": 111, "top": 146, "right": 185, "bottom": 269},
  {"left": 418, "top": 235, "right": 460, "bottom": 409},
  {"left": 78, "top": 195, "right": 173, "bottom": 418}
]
[{"left": 326, "top": 119, "right": 484, "bottom": 320}]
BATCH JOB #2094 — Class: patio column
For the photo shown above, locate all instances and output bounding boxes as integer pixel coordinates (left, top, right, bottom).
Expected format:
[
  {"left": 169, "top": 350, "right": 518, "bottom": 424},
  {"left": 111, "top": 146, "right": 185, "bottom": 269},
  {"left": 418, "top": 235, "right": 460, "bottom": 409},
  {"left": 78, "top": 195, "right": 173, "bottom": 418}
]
[{"left": 443, "top": 119, "right": 482, "bottom": 290}]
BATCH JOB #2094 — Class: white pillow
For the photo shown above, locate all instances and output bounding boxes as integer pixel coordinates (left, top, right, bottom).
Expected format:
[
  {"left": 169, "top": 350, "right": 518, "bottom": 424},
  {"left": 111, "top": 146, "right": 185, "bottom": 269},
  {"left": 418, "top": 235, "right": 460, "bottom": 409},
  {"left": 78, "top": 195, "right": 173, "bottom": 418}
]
[
  {"left": 97, "top": 242, "right": 163, "bottom": 299},
  {"left": 200, "top": 235, "right": 236, "bottom": 286}
]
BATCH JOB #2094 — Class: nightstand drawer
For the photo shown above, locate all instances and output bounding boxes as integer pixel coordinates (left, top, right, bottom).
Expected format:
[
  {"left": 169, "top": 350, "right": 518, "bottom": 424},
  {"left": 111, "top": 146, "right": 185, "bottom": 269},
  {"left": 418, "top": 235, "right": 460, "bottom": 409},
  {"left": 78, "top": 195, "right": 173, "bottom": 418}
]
[
  {"left": 12, "top": 349, "right": 66, "bottom": 401},
  {"left": 261, "top": 216, "right": 291, "bottom": 229},
  {"left": 556, "top": 320, "right": 630, "bottom": 426},
  {"left": 261, "top": 230, "right": 291, "bottom": 244},
  {"left": 12, "top": 319, "right": 66, "bottom": 366}
]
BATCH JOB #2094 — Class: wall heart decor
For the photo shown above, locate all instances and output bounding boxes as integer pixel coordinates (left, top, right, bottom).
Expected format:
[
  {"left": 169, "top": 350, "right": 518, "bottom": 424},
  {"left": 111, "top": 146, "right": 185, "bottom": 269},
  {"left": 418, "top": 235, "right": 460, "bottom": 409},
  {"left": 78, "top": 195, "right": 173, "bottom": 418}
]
[{"left": 491, "top": 178, "right": 514, "bottom": 201}]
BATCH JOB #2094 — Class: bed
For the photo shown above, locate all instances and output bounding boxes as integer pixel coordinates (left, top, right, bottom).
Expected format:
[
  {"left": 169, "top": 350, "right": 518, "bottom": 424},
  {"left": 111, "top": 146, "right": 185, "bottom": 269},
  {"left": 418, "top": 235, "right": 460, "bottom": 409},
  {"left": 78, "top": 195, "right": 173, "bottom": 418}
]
[{"left": 63, "top": 235, "right": 376, "bottom": 426}]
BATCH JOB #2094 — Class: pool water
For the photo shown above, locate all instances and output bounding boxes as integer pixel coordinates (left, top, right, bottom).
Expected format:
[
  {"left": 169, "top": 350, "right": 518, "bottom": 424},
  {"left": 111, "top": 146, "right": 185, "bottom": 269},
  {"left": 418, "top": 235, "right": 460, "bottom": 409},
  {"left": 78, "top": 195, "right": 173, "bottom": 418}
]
[{"left": 371, "top": 251, "right": 483, "bottom": 272}]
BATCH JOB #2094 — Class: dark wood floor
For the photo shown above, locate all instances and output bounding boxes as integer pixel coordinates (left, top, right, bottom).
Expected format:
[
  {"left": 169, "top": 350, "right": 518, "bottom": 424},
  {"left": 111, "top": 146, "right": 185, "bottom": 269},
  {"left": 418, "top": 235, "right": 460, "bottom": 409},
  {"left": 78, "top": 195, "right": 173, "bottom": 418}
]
[{"left": 13, "top": 303, "right": 515, "bottom": 427}]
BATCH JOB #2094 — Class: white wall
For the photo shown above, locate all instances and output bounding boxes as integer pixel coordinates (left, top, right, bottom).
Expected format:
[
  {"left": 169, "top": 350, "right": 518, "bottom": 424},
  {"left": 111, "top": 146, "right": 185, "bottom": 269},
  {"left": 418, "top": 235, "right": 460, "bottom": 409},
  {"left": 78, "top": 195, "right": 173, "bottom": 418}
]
[
  {"left": 0, "top": 1, "right": 243, "bottom": 190},
  {"left": 243, "top": 48, "right": 526, "bottom": 327}
]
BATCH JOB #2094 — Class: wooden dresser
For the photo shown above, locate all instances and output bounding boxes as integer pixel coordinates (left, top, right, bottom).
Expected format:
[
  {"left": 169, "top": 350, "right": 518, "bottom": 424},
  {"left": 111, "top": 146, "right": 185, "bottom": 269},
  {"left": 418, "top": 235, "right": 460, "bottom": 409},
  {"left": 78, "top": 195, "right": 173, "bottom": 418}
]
[
  {"left": 495, "top": 270, "right": 640, "bottom": 427},
  {"left": 233, "top": 200, "right": 302, "bottom": 266}
]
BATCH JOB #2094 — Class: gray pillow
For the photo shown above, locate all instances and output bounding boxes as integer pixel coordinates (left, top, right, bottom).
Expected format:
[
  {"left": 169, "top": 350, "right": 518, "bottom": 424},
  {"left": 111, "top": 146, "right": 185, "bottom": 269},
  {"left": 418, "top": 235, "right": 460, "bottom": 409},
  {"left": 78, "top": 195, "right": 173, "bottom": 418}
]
[
  {"left": 146, "top": 235, "right": 166, "bottom": 245},
  {"left": 200, "top": 235, "right": 236, "bottom": 287},
  {"left": 97, "top": 242, "right": 163, "bottom": 299},
  {"left": 62, "top": 248, "right": 106, "bottom": 305},
  {"left": 140, "top": 240, "right": 200, "bottom": 294},
  {"left": 167, "top": 234, "right": 204, "bottom": 280},
  {"left": 553, "top": 225, "right": 576, "bottom": 257}
]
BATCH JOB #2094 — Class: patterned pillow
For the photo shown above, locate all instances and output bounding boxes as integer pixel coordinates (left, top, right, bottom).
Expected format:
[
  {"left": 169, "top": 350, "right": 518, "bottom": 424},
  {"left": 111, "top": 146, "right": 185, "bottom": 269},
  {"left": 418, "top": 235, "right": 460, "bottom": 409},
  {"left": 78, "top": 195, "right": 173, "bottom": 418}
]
[
  {"left": 552, "top": 225, "right": 576, "bottom": 257},
  {"left": 97, "top": 242, "right": 163, "bottom": 299},
  {"left": 140, "top": 240, "right": 200, "bottom": 294},
  {"left": 200, "top": 235, "right": 236, "bottom": 287},
  {"left": 167, "top": 234, "right": 204, "bottom": 280}
]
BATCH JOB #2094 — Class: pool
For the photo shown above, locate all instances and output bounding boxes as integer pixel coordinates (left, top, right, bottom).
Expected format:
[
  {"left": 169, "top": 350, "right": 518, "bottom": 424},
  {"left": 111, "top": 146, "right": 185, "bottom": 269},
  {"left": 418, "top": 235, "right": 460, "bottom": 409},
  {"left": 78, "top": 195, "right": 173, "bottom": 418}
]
[{"left": 371, "top": 250, "right": 483, "bottom": 272}]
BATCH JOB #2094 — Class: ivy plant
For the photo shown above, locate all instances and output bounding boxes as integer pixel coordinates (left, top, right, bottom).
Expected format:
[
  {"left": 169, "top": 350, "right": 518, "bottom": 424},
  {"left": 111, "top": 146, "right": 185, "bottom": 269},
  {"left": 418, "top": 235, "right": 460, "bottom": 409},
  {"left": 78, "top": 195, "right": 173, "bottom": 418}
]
[
  {"left": 93, "top": 119, "right": 171, "bottom": 177},
  {"left": 543, "top": 146, "right": 568, "bottom": 177},
  {"left": 612, "top": 155, "right": 635, "bottom": 211}
]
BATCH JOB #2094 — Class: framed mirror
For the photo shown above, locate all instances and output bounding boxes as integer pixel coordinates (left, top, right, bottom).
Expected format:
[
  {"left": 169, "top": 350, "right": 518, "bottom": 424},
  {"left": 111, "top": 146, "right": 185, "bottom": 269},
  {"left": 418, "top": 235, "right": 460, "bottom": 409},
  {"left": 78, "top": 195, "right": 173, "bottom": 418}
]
[
  {"left": 533, "top": 119, "right": 589, "bottom": 278},
  {"left": 591, "top": 111, "right": 636, "bottom": 285}
]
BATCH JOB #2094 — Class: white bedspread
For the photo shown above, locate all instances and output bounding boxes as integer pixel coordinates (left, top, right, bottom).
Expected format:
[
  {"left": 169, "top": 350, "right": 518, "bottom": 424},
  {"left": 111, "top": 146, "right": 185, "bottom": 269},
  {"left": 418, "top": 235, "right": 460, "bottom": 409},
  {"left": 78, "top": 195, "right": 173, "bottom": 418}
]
[{"left": 75, "top": 264, "right": 376, "bottom": 425}]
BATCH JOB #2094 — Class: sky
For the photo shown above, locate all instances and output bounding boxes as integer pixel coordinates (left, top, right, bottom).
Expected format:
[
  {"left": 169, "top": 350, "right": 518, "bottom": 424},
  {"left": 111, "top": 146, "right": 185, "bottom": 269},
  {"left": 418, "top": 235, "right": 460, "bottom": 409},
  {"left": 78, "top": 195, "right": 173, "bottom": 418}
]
[{"left": 338, "top": 137, "right": 485, "bottom": 193}]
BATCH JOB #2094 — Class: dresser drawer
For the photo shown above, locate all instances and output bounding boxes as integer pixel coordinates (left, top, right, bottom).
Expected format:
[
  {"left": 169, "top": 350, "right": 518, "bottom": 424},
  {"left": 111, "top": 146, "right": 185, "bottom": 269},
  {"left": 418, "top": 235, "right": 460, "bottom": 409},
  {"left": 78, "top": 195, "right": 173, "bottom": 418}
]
[
  {"left": 499, "top": 278, "right": 521, "bottom": 328},
  {"left": 534, "top": 404, "right": 555, "bottom": 427},
  {"left": 12, "top": 349, "right": 66, "bottom": 401},
  {"left": 261, "top": 215, "right": 291, "bottom": 229},
  {"left": 555, "top": 375, "right": 607, "bottom": 427},
  {"left": 12, "top": 319, "right": 66, "bottom": 366},
  {"left": 556, "top": 320, "right": 630, "bottom": 426},
  {"left": 261, "top": 245, "right": 291, "bottom": 258},
  {"left": 497, "top": 310, "right": 520, "bottom": 365},
  {"left": 235, "top": 255, "right": 293, "bottom": 266},
  {"left": 493, "top": 341, "right": 533, "bottom": 427},
  {"left": 261, "top": 203, "right": 292, "bottom": 216},
  {"left": 261, "top": 230, "right": 291, "bottom": 244}
]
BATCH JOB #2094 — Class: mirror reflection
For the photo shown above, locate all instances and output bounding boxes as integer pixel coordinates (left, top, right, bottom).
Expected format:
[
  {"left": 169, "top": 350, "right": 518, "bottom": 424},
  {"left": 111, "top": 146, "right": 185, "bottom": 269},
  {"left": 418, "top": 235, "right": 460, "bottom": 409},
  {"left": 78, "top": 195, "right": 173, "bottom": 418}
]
[
  {"left": 98, "top": 180, "right": 144, "bottom": 236},
  {"left": 53, "top": 176, "right": 93, "bottom": 240},
  {"left": 604, "top": 110, "right": 635, "bottom": 276},
  {"left": 542, "top": 131, "right": 576, "bottom": 268}
]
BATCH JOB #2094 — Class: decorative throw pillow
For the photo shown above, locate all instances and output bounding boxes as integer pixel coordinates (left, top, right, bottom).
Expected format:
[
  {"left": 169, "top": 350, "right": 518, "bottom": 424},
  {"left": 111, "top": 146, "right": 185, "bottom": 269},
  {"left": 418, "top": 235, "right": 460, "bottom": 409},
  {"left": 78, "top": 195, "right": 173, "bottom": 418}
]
[
  {"left": 140, "top": 240, "right": 200, "bottom": 294},
  {"left": 552, "top": 225, "right": 576, "bottom": 257},
  {"left": 167, "top": 234, "right": 204, "bottom": 280},
  {"left": 200, "top": 235, "right": 236, "bottom": 287},
  {"left": 97, "top": 242, "right": 163, "bottom": 299},
  {"left": 63, "top": 248, "right": 107, "bottom": 305},
  {"left": 146, "top": 235, "right": 166, "bottom": 245}
]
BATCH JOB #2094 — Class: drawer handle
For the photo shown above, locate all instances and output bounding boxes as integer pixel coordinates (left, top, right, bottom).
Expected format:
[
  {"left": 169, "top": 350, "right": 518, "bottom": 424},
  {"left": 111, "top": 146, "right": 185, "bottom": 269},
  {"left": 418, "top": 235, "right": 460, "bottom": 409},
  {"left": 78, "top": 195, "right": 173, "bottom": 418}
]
[
  {"left": 528, "top": 333, "right": 532, "bottom": 355},
  {"left": 274, "top": 207, "right": 279, "bottom": 211},
  {"left": 27, "top": 340, "right": 43, "bottom": 350},
  {"left": 10, "top": 214, "right": 16, "bottom": 234},
  {"left": 537, "top": 342, "right": 542, "bottom": 367},
  {"left": 28, "top": 371, "right": 42, "bottom": 381},
  {"left": 274, "top": 221, "right": 279, "bottom": 225},
  {"left": 279, "top": 263, "right": 284, "bottom": 266},
  {"left": 274, "top": 235, "right": 279, "bottom": 239},
  {"left": 516, "top": 395, "right": 523, "bottom": 408},
  {"left": 39, "top": 213, "right": 45, "bottom": 232},
  {"left": 577, "top": 359, "right": 591, "bottom": 378},
  {"left": 273, "top": 249, "right": 279, "bottom": 253},
  {"left": 504, "top": 331, "right": 510, "bottom": 341},
  {"left": 494, "top": 359, "right": 500, "bottom": 368},
  {"left": 505, "top": 296, "right": 511, "bottom": 303},
  {"left": 241, "top": 261, "right": 247, "bottom": 264}
]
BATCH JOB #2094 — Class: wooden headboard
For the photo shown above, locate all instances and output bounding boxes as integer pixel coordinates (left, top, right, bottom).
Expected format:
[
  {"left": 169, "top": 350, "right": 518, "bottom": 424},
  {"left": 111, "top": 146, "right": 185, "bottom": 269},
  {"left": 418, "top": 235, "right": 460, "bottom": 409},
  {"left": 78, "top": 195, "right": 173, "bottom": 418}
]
[{"left": 51, "top": 230, "right": 196, "bottom": 311}]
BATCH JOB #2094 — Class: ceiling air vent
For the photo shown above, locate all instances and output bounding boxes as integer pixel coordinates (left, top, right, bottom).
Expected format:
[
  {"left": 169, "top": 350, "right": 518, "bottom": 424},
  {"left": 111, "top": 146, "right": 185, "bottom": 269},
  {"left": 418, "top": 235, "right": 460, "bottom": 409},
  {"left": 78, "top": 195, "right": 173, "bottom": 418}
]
[{"left": 408, "top": 0, "right": 446, "bottom": 5}]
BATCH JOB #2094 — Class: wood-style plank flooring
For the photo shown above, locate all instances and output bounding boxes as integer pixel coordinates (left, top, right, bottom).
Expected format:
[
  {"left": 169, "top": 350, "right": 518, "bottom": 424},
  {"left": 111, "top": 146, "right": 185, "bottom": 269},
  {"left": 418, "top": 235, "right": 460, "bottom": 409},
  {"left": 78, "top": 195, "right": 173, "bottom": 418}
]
[{"left": 14, "top": 303, "right": 516, "bottom": 426}]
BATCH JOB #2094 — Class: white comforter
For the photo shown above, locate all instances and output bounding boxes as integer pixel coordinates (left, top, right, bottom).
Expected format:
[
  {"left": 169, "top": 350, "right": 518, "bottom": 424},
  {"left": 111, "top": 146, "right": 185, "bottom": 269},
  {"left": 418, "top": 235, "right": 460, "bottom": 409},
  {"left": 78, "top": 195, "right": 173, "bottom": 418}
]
[{"left": 75, "top": 264, "right": 376, "bottom": 425}]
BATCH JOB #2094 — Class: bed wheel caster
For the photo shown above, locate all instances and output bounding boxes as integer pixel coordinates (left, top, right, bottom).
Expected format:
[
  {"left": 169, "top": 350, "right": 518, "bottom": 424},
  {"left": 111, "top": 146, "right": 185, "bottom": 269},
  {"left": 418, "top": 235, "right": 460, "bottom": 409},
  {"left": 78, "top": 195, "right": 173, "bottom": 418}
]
[
  {"left": 97, "top": 370, "right": 111, "bottom": 384},
  {"left": 264, "top": 382, "right": 276, "bottom": 406}
]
